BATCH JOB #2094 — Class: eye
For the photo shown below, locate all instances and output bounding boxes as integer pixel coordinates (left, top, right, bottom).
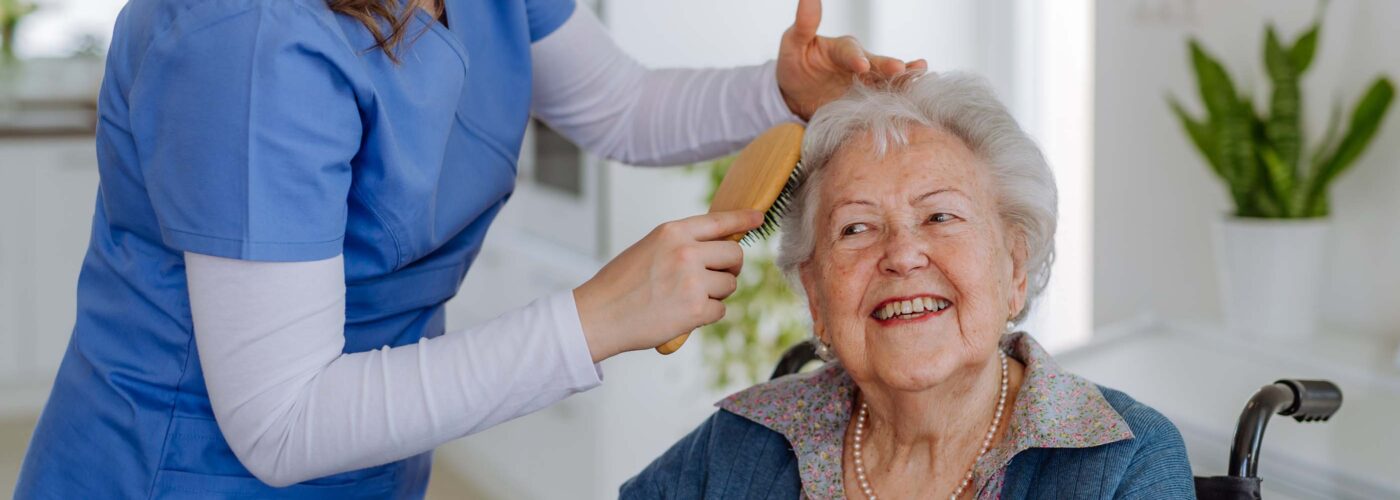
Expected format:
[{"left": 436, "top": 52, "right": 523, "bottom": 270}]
[
  {"left": 927, "top": 213, "right": 957, "bottom": 224},
  {"left": 841, "top": 222, "right": 871, "bottom": 236}
]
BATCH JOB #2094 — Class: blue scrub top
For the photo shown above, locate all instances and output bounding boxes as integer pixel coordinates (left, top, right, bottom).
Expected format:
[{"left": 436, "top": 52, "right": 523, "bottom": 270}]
[{"left": 17, "top": 0, "right": 574, "bottom": 497}]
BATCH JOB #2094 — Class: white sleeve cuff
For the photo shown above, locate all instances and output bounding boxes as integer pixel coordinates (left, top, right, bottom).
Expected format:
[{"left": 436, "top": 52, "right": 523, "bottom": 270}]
[
  {"left": 759, "top": 60, "right": 807, "bottom": 125},
  {"left": 549, "top": 290, "right": 605, "bottom": 387}
]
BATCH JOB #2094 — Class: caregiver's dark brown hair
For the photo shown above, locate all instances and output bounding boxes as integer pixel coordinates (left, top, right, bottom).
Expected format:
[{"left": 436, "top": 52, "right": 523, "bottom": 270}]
[{"left": 327, "top": 0, "right": 438, "bottom": 62}]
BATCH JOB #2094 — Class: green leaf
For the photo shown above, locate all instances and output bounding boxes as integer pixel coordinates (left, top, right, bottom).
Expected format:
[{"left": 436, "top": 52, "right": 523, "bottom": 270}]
[
  {"left": 1187, "top": 39, "right": 1259, "bottom": 214},
  {"left": 1260, "top": 146, "right": 1296, "bottom": 216},
  {"left": 1190, "top": 40, "right": 1241, "bottom": 120},
  {"left": 1168, "top": 96, "right": 1226, "bottom": 180},
  {"left": 1297, "top": 103, "right": 1342, "bottom": 212},
  {"left": 1290, "top": 23, "right": 1320, "bottom": 74},
  {"left": 1264, "top": 25, "right": 1303, "bottom": 171},
  {"left": 1308, "top": 103, "right": 1344, "bottom": 175},
  {"left": 1217, "top": 94, "right": 1258, "bottom": 212},
  {"left": 1306, "top": 77, "right": 1395, "bottom": 213}
]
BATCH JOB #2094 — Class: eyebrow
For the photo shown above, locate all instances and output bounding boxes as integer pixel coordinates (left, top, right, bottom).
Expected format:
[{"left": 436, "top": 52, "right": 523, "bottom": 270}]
[
  {"left": 827, "top": 188, "right": 968, "bottom": 218},
  {"left": 913, "top": 188, "right": 964, "bottom": 203},
  {"left": 830, "top": 199, "right": 876, "bottom": 211}
]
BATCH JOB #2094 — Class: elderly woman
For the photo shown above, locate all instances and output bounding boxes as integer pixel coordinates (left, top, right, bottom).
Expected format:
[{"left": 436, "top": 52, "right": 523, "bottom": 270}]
[{"left": 621, "top": 73, "right": 1195, "bottom": 499}]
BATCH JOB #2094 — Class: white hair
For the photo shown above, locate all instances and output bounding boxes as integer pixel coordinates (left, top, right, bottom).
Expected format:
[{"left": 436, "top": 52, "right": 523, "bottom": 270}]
[{"left": 775, "top": 72, "right": 1057, "bottom": 325}]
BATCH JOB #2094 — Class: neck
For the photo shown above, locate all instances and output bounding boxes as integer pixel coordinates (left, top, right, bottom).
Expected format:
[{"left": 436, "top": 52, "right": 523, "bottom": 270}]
[
  {"left": 867, "top": 352, "right": 1006, "bottom": 446},
  {"left": 845, "top": 351, "right": 1026, "bottom": 497}
]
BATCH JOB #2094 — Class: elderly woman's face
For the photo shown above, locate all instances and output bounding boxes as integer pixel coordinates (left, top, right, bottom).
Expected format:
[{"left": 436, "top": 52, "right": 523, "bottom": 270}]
[{"left": 801, "top": 126, "right": 1028, "bottom": 391}]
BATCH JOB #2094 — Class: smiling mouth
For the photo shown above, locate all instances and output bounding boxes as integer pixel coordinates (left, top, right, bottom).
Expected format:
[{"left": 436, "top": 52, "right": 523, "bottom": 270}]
[{"left": 871, "top": 296, "right": 952, "bottom": 321}]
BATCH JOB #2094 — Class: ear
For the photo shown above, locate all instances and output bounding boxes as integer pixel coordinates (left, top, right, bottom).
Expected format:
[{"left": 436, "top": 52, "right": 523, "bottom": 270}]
[
  {"left": 799, "top": 263, "right": 826, "bottom": 342},
  {"left": 1007, "top": 233, "right": 1030, "bottom": 320}
]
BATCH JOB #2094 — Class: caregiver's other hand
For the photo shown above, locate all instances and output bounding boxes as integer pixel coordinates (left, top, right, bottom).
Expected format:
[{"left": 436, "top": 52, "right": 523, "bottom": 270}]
[
  {"left": 574, "top": 210, "right": 762, "bottom": 362},
  {"left": 777, "top": 0, "right": 928, "bottom": 120}
]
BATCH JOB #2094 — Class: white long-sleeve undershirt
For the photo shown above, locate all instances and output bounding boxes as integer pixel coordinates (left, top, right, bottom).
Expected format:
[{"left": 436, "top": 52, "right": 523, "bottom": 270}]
[
  {"left": 187, "top": 5, "right": 800, "bottom": 488},
  {"left": 530, "top": 6, "right": 802, "bottom": 166},
  {"left": 187, "top": 253, "right": 602, "bottom": 486}
]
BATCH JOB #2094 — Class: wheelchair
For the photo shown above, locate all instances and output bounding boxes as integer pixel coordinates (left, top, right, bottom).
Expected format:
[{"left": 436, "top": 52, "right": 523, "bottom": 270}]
[{"left": 769, "top": 341, "right": 1344, "bottom": 500}]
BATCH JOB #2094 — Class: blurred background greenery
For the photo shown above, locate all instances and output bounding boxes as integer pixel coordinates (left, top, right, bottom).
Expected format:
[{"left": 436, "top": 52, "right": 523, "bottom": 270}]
[{"left": 689, "top": 157, "right": 810, "bottom": 388}]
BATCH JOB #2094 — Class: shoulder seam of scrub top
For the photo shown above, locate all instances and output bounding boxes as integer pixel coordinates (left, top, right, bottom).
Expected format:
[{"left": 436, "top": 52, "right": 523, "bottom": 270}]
[{"left": 131, "top": 0, "right": 369, "bottom": 262}]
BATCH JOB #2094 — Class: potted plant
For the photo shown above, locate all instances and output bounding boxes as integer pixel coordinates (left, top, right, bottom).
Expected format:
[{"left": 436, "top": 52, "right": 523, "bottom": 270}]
[
  {"left": 0, "top": 0, "right": 37, "bottom": 64},
  {"left": 1169, "top": 19, "right": 1393, "bottom": 339}
]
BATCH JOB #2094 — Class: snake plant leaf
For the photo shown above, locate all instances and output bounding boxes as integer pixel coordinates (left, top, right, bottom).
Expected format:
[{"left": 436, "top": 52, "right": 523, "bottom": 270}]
[
  {"left": 1290, "top": 23, "right": 1319, "bottom": 74},
  {"left": 1308, "top": 102, "right": 1343, "bottom": 176},
  {"left": 1305, "top": 77, "right": 1395, "bottom": 215},
  {"left": 1190, "top": 40, "right": 1241, "bottom": 120},
  {"left": 1168, "top": 96, "right": 1227, "bottom": 181},
  {"left": 1250, "top": 190, "right": 1282, "bottom": 218},
  {"left": 1298, "top": 102, "right": 1342, "bottom": 212},
  {"left": 1260, "top": 146, "right": 1296, "bottom": 216},
  {"left": 1307, "top": 191, "right": 1329, "bottom": 218},
  {"left": 1220, "top": 94, "right": 1259, "bottom": 212},
  {"left": 1265, "top": 25, "right": 1303, "bottom": 171},
  {"left": 1188, "top": 39, "right": 1258, "bottom": 210}
]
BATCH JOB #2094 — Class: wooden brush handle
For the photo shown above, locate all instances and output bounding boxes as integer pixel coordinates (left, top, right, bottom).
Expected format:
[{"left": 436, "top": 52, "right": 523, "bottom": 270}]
[
  {"left": 654, "top": 124, "right": 804, "bottom": 355},
  {"left": 655, "top": 333, "right": 691, "bottom": 355}
]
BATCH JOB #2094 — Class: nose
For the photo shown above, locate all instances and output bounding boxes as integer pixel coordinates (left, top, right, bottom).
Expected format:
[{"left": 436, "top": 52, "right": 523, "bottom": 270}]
[{"left": 879, "top": 225, "right": 930, "bottom": 277}]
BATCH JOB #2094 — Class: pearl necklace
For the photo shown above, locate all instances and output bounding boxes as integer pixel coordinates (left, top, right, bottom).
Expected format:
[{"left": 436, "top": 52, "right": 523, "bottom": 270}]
[{"left": 851, "top": 350, "right": 1008, "bottom": 500}]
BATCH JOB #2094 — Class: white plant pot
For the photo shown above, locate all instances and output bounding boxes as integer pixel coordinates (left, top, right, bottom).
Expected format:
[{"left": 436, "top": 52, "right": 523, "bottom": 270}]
[{"left": 1214, "top": 217, "right": 1330, "bottom": 339}]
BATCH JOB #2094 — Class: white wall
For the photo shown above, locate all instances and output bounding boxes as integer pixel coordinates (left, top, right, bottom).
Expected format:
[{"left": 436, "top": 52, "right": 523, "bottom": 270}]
[
  {"left": 0, "top": 139, "right": 100, "bottom": 417},
  {"left": 599, "top": 0, "right": 867, "bottom": 256},
  {"left": 1094, "top": 0, "right": 1400, "bottom": 337}
]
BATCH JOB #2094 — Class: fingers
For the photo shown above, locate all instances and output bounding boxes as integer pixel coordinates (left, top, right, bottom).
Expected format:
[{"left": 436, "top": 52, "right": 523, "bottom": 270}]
[
  {"left": 696, "top": 240, "right": 744, "bottom": 275},
  {"left": 700, "top": 299, "right": 727, "bottom": 325},
  {"left": 831, "top": 36, "right": 871, "bottom": 74},
  {"left": 868, "top": 54, "right": 909, "bottom": 76},
  {"left": 828, "top": 35, "right": 927, "bottom": 78},
  {"left": 701, "top": 271, "right": 739, "bottom": 300},
  {"left": 676, "top": 209, "right": 764, "bottom": 242},
  {"left": 786, "top": 0, "right": 822, "bottom": 44}
]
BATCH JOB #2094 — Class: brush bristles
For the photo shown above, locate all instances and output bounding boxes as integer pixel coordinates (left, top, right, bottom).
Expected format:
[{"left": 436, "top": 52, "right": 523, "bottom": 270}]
[{"left": 740, "top": 162, "right": 807, "bottom": 245}]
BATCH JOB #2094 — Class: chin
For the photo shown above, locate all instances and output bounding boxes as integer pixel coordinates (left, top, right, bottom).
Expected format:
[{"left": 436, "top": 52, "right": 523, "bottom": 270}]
[{"left": 867, "top": 347, "right": 964, "bottom": 391}]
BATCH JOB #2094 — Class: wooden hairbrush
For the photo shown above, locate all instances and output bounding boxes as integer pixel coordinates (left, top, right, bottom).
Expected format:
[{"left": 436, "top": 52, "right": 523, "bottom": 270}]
[{"left": 655, "top": 123, "right": 807, "bottom": 355}]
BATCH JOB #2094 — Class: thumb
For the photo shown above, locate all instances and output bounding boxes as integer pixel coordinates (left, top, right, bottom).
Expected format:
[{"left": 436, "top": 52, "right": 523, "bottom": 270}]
[{"left": 786, "top": 0, "right": 822, "bottom": 43}]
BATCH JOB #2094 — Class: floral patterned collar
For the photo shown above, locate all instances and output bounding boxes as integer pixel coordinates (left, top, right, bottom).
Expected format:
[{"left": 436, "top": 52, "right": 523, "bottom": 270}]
[{"left": 716, "top": 332, "right": 1135, "bottom": 499}]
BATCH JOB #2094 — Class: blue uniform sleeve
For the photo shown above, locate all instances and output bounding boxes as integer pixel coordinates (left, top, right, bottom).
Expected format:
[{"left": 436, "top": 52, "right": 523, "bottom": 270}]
[
  {"left": 525, "top": 0, "right": 576, "bottom": 42},
  {"left": 130, "top": 1, "right": 361, "bottom": 262}
]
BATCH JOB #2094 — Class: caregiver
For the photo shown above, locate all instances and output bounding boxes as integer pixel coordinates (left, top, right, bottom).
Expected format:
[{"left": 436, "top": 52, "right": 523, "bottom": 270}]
[{"left": 15, "top": 0, "right": 925, "bottom": 497}]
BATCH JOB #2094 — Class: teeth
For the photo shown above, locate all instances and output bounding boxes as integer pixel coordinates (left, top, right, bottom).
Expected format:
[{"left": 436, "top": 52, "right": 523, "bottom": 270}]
[{"left": 873, "top": 297, "right": 953, "bottom": 320}]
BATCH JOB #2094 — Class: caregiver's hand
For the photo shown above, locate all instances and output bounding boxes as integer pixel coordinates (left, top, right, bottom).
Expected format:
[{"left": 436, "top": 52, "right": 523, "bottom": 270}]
[
  {"left": 574, "top": 209, "right": 763, "bottom": 362},
  {"left": 777, "top": 0, "right": 928, "bottom": 120}
]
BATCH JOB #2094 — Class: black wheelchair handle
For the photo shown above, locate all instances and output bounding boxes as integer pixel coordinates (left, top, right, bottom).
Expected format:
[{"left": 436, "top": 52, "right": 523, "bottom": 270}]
[{"left": 1228, "top": 379, "right": 1343, "bottom": 478}]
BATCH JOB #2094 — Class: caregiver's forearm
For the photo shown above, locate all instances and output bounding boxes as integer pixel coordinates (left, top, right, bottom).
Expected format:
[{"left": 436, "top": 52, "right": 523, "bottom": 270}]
[
  {"left": 529, "top": 6, "right": 801, "bottom": 166},
  {"left": 184, "top": 252, "right": 601, "bottom": 487}
]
